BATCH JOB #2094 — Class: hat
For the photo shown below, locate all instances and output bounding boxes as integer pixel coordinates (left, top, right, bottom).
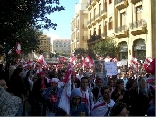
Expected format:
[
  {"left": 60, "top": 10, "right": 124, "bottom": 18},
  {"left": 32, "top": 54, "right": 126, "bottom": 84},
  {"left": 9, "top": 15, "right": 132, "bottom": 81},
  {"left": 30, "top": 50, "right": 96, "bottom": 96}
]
[
  {"left": 0, "top": 86, "right": 22, "bottom": 116},
  {"left": 70, "top": 88, "right": 82, "bottom": 100},
  {"left": 50, "top": 78, "right": 59, "bottom": 83}
]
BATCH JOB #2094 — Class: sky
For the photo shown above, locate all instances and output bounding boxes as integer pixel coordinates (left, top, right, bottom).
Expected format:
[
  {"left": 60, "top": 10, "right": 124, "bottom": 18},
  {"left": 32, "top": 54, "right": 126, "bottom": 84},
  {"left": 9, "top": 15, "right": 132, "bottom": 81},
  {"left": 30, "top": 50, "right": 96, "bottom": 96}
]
[{"left": 42, "top": 0, "right": 79, "bottom": 42}]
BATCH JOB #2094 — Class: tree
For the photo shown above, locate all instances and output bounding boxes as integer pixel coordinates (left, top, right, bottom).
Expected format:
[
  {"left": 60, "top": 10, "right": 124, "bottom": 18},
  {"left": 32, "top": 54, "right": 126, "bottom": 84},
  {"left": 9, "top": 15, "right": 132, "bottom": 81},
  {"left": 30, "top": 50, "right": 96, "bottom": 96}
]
[
  {"left": 74, "top": 48, "right": 86, "bottom": 57},
  {"left": 0, "top": 0, "right": 65, "bottom": 47},
  {"left": 94, "top": 38, "right": 120, "bottom": 58}
]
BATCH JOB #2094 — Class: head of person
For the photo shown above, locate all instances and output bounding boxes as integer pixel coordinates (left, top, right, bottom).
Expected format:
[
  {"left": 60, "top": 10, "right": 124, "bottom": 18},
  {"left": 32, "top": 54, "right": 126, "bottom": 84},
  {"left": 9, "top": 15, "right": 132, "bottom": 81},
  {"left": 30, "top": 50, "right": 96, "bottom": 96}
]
[
  {"left": 78, "top": 69, "right": 83, "bottom": 75},
  {"left": 0, "top": 78, "right": 8, "bottom": 91},
  {"left": 108, "top": 79, "right": 114, "bottom": 87},
  {"left": 50, "top": 78, "right": 59, "bottom": 88},
  {"left": 0, "top": 86, "right": 22, "bottom": 116},
  {"left": 70, "top": 88, "right": 82, "bottom": 106},
  {"left": 95, "top": 78, "right": 103, "bottom": 88},
  {"left": 100, "top": 86, "right": 111, "bottom": 101},
  {"left": 122, "top": 72, "right": 127, "bottom": 78},
  {"left": 110, "top": 102, "right": 129, "bottom": 116},
  {"left": 11, "top": 68, "right": 23, "bottom": 78},
  {"left": 38, "top": 71, "right": 45, "bottom": 80},
  {"left": 80, "top": 77, "right": 89, "bottom": 90},
  {"left": 138, "top": 78, "right": 147, "bottom": 89},
  {"left": 115, "top": 79, "right": 124, "bottom": 90}
]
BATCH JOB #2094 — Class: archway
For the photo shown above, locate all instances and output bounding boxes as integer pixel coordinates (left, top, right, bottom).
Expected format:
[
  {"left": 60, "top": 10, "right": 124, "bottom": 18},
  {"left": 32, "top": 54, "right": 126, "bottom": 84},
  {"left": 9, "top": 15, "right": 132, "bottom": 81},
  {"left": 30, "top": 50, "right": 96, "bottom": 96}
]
[
  {"left": 133, "top": 39, "right": 146, "bottom": 60},
  {"left": 118, "top": 41, "right": 128, "bottom": 60}
]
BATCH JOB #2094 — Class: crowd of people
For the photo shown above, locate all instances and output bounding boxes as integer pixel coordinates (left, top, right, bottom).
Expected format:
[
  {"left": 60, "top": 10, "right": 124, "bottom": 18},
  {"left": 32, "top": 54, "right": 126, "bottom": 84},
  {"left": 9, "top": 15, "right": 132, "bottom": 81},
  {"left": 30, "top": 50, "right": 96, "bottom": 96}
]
[{"left": 0, "top": 61, "right": 155, "bottom": 116}]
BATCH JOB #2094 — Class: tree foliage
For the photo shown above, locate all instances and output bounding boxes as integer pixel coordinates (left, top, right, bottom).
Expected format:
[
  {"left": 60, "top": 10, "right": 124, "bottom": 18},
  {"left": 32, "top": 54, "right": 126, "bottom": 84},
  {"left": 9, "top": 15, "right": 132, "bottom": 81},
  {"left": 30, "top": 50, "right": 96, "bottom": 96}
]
[
  {"left": 74, "top": 48, "right": 86, "bottom": 57},
  {"left": 94, "top": 39, "right": 120, "bottom": 58},
  {"left": 0, "top": 0, "right": 65, "bottom": 55}
]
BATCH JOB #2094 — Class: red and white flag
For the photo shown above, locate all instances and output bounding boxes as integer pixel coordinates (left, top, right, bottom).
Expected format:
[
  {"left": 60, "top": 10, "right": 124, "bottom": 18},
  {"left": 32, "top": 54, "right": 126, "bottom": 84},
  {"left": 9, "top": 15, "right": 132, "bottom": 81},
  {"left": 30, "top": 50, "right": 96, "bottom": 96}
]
[
  {"left": 112, "top": 57, "right": 118, "bottom": 62},
  {"left": 70, "top": 56, "right": 77, "bottom": 65},
  {"left": 85, "top": 55, "right": 94, "bottom": 68},
  {"left": 16, "top": 43, "right": 21, "bottom": 54},
  {"left": 82, "top": 56, "right": 89, "bottom": 68},
  {"left": 91, "top": 99, "right": 115, "bottom": 116},
  {"left": 58, "top": 66, "right": 72, "bottom": 114}
]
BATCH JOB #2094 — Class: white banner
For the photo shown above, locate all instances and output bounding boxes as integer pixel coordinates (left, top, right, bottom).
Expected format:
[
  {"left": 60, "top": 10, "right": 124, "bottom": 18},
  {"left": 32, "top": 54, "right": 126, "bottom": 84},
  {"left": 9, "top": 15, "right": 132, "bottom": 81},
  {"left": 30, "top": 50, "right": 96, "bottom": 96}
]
[{"left": 104, "top": 62, "right": 118, "bottom": 76}]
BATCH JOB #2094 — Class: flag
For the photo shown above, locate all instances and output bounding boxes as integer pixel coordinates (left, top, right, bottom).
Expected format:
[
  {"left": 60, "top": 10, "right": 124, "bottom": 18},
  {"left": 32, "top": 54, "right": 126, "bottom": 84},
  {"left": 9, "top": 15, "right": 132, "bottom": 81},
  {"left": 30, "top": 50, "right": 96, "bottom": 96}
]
[
  {"left": 16, "top": 43, "right": 21, "bottom": 54},
  {"left": 58, "top": 66, "right": 72, "bottom": 114},
  {"left": 85, "top": 55, "right": 94, "bottom": 68},
  {"left": 91, "top": 99, "right": 115, "bottom": 116},
  {"left": 112, "top": 57, "right": 118, "bottom": 62},
  {"left": 37, "top": 54, "right": 44, "bottom": 64},
  {"left": 33, "top": 53, "right": 39, "bottom": 59}
]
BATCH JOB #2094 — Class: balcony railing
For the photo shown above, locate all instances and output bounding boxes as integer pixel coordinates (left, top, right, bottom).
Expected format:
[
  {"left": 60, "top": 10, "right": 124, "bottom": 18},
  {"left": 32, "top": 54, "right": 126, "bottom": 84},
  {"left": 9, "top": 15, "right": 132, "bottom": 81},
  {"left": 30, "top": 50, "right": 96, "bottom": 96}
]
[
  {"left": 87, "top": 34, "right": 101, "bottom": 44},
  {"left": 102, "top": 32, "right": 107, "bottom": 37},
  {"left": 129, "top": 19, "right": 147, "bottom": 29},
  {"left": 115, "top": 0, "right": 124, "bottom": 5},
  {"left": 129, "top": 19, "right": 147, "bottom": 35},
  {"left": 95, "top": 14, "right": 99, "bottom": 19},
  {"left": 101, "top": 8, "right": 107, "bottom": 14},
  {"left": 115, "top": 25, "right": 127, "bottom": 33}
]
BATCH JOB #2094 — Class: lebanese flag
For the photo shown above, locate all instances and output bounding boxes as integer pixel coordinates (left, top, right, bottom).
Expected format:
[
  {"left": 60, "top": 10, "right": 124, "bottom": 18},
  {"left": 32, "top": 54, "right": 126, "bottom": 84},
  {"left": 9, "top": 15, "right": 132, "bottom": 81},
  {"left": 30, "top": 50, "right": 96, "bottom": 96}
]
[
  {"left": 16, "top": 43, "right": 21, "bottom": 54},
  {"left": 82, "top": 56, "right": 89, "bottom": 68},
  {"left": 112, "top": 57, "right": 118, "bottom": 62},
  {"left": 37, "top": 54, "right": 44, "bottom": 64},
  {"left": 58, "top": 66, "right": 72, "bottom": 114},
  {"left": 91, "top": 99, "right": 115, "bottom": 116},
  {"left": 36, "top": 67, "right": 43, "bottom": 74},
  {"left": 70, "top": 56, "right": 77, "bottom": 65},
  {"left": 85, "top": 56, "right": 94, "bottom": 68}
]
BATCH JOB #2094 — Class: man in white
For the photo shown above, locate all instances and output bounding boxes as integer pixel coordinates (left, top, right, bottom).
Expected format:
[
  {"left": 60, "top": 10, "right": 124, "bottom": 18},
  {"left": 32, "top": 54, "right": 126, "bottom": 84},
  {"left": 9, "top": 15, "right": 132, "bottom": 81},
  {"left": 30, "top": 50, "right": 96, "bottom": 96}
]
[
  {"left": 120, "top": 72, "right": 128, "bottom": 90},
  {"left": 78, "top": 77, "right": 94, "bottom": 115},
  {"left": 76, "top": 69, "right": 84, "bottom": 81},
  {"left": 91, "top": 86, "right": 115, "bottom": 116}
]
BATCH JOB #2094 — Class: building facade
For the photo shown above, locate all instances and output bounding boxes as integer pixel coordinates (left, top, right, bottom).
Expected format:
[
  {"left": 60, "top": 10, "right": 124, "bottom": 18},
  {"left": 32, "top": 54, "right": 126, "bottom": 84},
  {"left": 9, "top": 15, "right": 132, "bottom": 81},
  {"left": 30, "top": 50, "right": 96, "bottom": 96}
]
[
  {"left": 71, "top": 0, "right": 88, "bottom": 52},
  {"left": 53, "top": 39, "right": 71, "bottom": 55},
  {"left": 86, "top": 0, "right": 155, "bottom": 63},
  {"left": 39, "top": 34, "right": 51, "bottom": 58}
]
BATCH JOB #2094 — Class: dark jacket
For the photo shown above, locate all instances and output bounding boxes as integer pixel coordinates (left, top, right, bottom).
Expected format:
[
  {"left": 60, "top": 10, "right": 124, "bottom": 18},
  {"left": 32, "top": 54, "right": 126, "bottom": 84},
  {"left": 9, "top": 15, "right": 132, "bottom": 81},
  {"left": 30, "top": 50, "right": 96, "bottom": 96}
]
[{"left": 8, "top": 75, "right": 26, "bottom": 98}]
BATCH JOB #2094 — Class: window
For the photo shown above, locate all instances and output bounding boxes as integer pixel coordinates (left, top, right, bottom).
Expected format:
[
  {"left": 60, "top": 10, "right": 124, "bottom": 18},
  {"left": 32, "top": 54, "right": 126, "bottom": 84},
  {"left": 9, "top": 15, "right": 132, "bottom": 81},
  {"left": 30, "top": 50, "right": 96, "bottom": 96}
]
[
  {"left": 136, "top": 5, "right": 142, "bottom": 21},
  {"left": 90, "top": 30, "right": 92, "bottom": 37},
  {"left": 90, "top": 13, "right": 91, "bottom": 21},
  {"left": 108, "top": 17, "right": 113, "bottom": 30},
  {"left": 109, "top": 0, "right": 112, "bottom": 4},
  {"left": 98, "top": 25, "right": 101, "bottom": 35},
  {"left": 99, "top": 4, "right": 101, "bottom": 15},
  {"left": 120, "top": 12, "right": 126, "bottom": 26},
  {"left": 104, "top": 21, "right": 107, "bottom": 33},
  {"left": 94, "top": 28, "right": 96, "bottom": 34},
  {"left": 94, "top": 8, "right": 96, "bottom": 20}
]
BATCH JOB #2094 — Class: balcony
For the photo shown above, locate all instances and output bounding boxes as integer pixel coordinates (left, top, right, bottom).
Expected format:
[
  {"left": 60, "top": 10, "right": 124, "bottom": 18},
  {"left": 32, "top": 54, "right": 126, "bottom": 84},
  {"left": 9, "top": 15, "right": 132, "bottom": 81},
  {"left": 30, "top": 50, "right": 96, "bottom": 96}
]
[
  {"left": 91, "top": 0, "right": 96, "bottom": 7},
  {"left": 100, "top": 8, "right": 107, "bottom": 20},
  {"left": 129, "top": 19, "right": 147, "bottom": 35},
  {"left": 92, "top": 18, "right": 96, "bottom": 26},
  {"left": 95, "top": 14, "right": 100, "bottom": 22},
  {"left": 87, "top": 2, "right": 92, "bottom": 10},
  {"left": 82, "top": 36, "right": 88, "bottom": 41},
  {"left": 130, "top": 0, "right": 142, "bottom": 4},
  {"left": 115, "top": 0, "right": 128, "bottom": 10},
  {"left": 87, "top": 34, "right": 101, "bottom": 44},
  {"left": 102, "top": 32, "right": 107, "bottom": 38},
  {"left": 115, "top": 25, "right": 129, "bottom": 38}
]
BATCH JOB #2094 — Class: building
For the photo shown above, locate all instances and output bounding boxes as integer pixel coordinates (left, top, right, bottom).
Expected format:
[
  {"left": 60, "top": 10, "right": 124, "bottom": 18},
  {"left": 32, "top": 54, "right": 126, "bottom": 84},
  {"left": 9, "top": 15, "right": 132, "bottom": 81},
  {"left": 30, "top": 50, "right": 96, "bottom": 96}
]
[
  {"left": 86, "top": 0, "right": 155, "bottom": 63},
  {"left": 39, "top": 34, "right": 51, "bottom": 58},
  {"left": 53, "top": 39, "right": 71, "bottom": 55},
  {"left": 71, "top": 0, "right": 88, "bottom": 52}
]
